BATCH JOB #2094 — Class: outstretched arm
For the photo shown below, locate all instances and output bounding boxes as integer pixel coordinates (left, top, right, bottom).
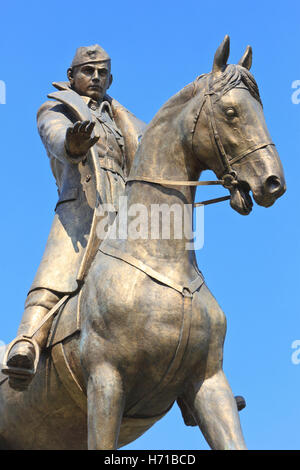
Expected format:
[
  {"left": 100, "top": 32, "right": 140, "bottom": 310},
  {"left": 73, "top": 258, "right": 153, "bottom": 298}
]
[{"left": 37, "top": 102, "right": 99, "bottom": 164}]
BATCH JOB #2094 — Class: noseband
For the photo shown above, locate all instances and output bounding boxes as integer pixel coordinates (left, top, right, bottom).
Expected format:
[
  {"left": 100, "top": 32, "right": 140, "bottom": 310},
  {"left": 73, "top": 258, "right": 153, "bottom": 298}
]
[{"left": 127, "top": 77, "right": 274, "bottom": 207}]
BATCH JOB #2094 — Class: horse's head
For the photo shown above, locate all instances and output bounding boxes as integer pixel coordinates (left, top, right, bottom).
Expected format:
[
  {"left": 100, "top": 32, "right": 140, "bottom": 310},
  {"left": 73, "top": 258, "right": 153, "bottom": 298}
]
[{"left": 192, "top": 35, "right": 286, "bottom": 215}]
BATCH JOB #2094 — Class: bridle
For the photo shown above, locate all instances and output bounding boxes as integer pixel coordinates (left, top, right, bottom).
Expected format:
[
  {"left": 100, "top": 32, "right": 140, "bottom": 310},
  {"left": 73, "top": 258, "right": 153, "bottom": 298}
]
[{"left": 127, "top": 76, "right": 274, "bottom": 207}]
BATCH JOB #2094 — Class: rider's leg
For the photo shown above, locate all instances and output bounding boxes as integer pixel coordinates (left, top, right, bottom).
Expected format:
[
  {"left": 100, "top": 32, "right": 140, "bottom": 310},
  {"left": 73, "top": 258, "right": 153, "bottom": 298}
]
[
  {"left": 4, "top": 288, "right": 61, "bottom": 380},
  {"left": 17, "top": 288, "right": 61, "bottom": 346}
]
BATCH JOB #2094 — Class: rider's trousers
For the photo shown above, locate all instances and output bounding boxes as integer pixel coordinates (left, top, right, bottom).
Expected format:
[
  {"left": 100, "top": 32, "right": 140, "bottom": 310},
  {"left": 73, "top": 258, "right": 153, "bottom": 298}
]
[{"left": 17, "top": 288, "right": 61, "bottom": 348}]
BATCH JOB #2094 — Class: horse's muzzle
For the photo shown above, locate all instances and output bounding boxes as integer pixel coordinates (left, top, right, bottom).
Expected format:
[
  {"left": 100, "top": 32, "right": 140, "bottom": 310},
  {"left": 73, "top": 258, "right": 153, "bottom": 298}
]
[
  {"left": 264, "top": 175, "right": 285, "bottom": 197},
  {"left": 240, "top": 145, "right": 286, "bottom": 208}
]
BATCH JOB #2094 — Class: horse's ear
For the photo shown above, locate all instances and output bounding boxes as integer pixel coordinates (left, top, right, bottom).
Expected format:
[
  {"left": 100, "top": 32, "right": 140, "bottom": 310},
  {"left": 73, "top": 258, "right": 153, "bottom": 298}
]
[
  {"left": 212, "top": 35, "right": 230, "bottom": 73},
  {"left": 238, "top": 45, "right": 252, "bottom": 70}
]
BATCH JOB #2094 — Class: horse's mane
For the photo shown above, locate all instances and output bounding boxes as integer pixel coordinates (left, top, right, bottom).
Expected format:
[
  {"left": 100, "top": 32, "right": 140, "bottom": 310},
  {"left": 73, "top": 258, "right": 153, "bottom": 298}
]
[
  {"left": 146, "top": 64, "right": 262, "bottom": 133},
  {"left": 201, "top": 64, "right": 262, "bottom": 105}
]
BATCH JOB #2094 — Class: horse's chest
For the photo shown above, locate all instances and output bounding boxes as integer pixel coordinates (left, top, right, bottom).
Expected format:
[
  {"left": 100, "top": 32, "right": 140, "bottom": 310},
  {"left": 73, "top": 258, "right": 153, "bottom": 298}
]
[
  {"left": 86, "top": 258, "right": 214, "bottom": 396},
  {"left": 99, "top": 278, "right": 211, "bottom": 382},
  {"left": 156, "top": 290, "right": 211, "bottom": 372}
]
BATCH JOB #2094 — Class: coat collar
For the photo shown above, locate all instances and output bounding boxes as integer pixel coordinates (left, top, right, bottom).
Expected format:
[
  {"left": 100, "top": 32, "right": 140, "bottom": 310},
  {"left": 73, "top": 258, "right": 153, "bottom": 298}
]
[
  {"left": 52, "top": 81, "right": 113, "bottom": 112},
  {"left": 50, "top": 82, "right": 121, "bottom": 135},
  {"left": 80, "top": 95, "right": 114, "bottom": 120}
]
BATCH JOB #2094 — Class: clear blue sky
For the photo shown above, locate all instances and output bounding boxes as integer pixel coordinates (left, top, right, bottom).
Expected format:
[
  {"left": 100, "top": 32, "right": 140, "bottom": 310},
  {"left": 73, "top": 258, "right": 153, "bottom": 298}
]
[{"left": 0, "top": 0, "right": 299, "bottom": 450}]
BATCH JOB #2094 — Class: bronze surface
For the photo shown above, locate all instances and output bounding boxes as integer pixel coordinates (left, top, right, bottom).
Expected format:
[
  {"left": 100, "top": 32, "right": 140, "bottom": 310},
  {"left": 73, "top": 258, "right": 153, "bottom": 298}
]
[{"left": 0, "top": 37, "right": 286, "bottom": 450}]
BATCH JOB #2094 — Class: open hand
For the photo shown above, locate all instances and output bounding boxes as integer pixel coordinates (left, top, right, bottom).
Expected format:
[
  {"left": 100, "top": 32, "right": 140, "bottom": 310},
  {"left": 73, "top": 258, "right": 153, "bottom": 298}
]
[{"left": 65, "top": 120, "right": 99, "bottom": 157}]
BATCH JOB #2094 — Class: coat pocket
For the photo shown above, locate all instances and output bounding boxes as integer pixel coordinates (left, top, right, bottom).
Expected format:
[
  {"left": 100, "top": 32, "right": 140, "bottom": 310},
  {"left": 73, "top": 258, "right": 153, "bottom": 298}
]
[{"left": 55, "top": 187, "right": 79, "bottom": 211}]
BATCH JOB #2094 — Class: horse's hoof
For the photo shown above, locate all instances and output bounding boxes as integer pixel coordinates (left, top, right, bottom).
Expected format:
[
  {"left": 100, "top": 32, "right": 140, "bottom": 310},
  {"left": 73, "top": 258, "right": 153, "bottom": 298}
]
[{"left": 235, "top": 395, "right": 246, "bottom": 411}]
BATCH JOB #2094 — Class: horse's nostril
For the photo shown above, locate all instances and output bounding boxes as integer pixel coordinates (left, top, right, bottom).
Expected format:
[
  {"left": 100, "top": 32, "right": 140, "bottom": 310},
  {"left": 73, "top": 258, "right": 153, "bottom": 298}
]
[{"left": 265, "top": 176, "right": 281, "bottom": 194}]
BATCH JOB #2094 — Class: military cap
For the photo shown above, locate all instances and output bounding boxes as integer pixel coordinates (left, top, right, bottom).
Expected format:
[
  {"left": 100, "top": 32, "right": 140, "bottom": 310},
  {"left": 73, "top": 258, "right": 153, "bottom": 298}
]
[{"left": 71, "top": 44, "right": 111, "bottom": 68}]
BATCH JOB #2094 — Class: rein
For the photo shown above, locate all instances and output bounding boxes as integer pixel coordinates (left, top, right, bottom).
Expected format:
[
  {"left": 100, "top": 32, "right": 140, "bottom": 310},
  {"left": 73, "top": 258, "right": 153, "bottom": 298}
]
[{"left": 127, "top": 76, "right": 274, "bottom": 207}]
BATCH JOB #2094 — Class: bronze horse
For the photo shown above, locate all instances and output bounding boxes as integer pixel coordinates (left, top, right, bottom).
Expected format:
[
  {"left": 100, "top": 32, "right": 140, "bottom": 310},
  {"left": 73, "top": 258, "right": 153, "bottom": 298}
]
[{"left": 0, "top": 36, "right": 286, "bottom": 450}]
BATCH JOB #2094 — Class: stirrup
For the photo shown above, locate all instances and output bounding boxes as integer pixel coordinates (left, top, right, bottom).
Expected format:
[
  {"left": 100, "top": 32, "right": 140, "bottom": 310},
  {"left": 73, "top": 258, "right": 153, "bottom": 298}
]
[{"left": 1, "top": 336, "right": 40, "bottom": 378}]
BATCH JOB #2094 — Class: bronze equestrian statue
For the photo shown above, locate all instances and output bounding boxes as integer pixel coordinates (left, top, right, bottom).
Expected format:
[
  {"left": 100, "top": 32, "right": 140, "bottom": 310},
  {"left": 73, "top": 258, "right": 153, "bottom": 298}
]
[{"left": 0, "top": 36, "right": 286, "bottom": 450}]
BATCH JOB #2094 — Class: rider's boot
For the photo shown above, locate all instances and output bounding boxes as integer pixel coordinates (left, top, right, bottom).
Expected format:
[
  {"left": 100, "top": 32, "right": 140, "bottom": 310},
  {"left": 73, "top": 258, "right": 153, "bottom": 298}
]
[{"left": 2, "top": 288, "right": 60, "bottom": 390}]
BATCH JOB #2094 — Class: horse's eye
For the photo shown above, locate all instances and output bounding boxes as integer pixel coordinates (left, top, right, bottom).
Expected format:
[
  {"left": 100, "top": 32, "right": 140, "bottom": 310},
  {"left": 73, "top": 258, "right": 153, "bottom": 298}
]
[{"left": 225, "top": 107, "right": 236, "bottom": 118}]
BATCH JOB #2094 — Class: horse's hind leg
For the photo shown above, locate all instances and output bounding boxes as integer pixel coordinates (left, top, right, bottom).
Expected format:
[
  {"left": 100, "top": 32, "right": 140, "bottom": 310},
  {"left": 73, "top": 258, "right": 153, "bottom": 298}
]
[{"left": 86, "top": 362, "right": 124, "bottom": 450}]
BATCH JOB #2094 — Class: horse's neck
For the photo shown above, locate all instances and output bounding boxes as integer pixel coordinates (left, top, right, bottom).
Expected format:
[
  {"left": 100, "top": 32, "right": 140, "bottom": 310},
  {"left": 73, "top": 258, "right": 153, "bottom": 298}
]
[
  {"left": 113, "top": 103, "right": 202, "bottom": 282},
  {"left": 129, "top": 86, "right": 202, "bottom": 192}
]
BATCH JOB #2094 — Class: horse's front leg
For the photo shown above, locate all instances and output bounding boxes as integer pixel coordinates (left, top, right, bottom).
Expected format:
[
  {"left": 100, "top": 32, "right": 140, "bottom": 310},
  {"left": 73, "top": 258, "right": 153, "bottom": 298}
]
[
  {"left": 183, "top": 285, "right": 247, "bottom": 450},
  {"left": 80, "top": 276, "right": 125, "bottom": 450},
  {"left": 86, "top": 361, "right": 124, "bottom": 450},
  {"left": 184, "top": 370, "right": 247, "bottom": 450}
]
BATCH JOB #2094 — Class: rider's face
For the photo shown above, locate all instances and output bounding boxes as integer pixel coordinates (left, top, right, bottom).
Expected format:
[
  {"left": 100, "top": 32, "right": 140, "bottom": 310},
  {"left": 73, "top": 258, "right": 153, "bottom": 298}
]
[{"left": 69, "top": 62, "right": 112, "bottom": 102}]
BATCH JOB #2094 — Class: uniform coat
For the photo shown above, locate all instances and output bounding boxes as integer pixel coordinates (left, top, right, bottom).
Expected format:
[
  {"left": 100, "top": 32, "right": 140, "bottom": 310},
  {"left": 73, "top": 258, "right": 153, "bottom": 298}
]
[{"left": 30, "top": 81, "right": 146, "bottom": 294}]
